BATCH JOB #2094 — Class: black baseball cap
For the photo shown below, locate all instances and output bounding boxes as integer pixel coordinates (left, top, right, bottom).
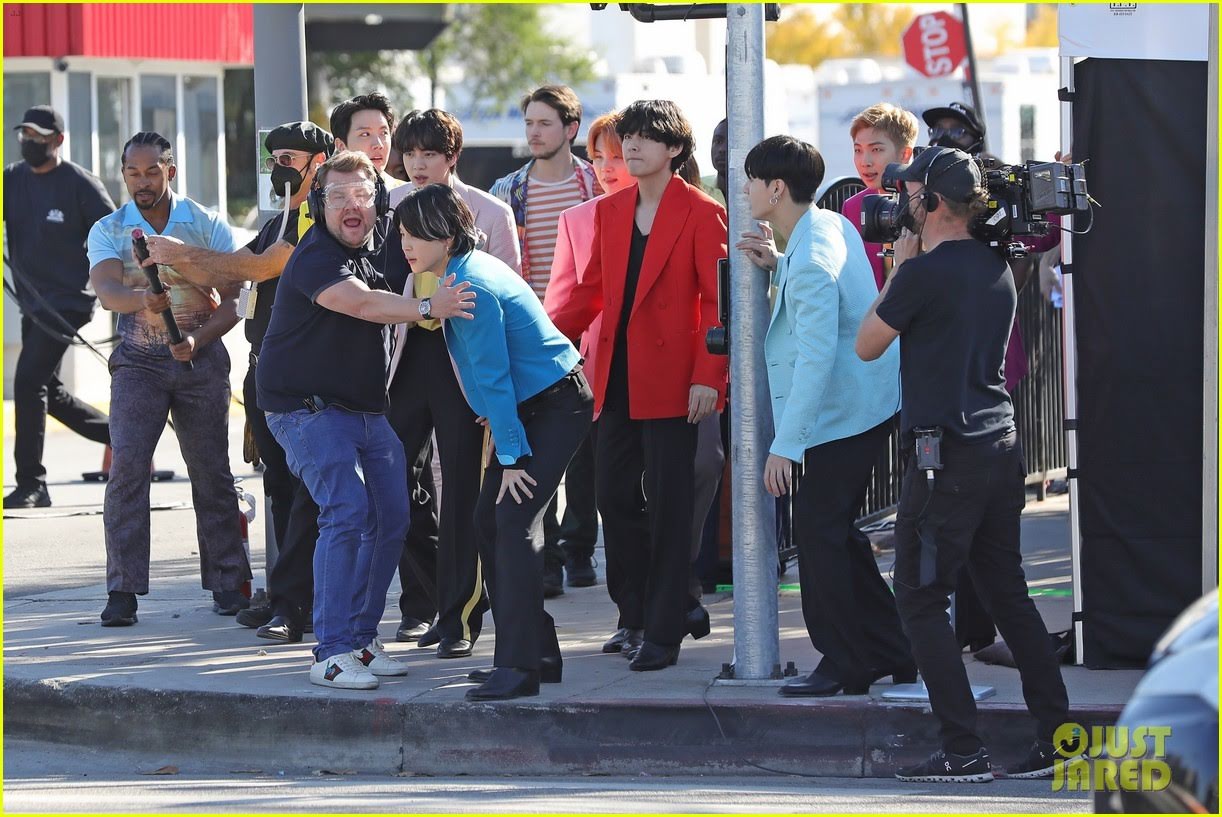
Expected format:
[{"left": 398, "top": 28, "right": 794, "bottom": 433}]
[
  {"left": 893, "top": 146, "right": 981, "bottom": 203},
  {"left": 921, "top": 101, "right": 984, "bottom": 137},
  {"left": 15, "top": 105, "right": 64, "bottom": 136},
  {"left": 264, "top": 121, "right": 334, "bottom": 157}
]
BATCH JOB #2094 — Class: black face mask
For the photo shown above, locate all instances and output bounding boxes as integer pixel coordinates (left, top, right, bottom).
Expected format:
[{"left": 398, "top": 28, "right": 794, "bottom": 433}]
[
  {"left": 270, "top": 164, "right": 305, "bottom": 197},
  {"left": 21, "top": 140, "right": 51, "bottom": 168}
]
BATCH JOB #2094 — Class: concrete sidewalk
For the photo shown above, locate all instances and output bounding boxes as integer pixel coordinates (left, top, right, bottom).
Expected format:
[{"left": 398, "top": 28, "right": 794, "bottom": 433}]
[{"left": 2, "top": 414, "right": 1142, "bottom": 778}]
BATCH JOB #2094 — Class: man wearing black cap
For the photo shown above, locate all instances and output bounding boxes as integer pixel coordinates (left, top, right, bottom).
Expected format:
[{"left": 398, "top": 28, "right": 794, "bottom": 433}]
[
  {"left": 143, "top": 122, "right": 332, "bottom": 642},
  {"left": 3, "top": 105, "right": 115, "bottom": 508},
  {"left": 856, "top": 147, "right": 1072, "bottom": 784},
  {"left": 922, "top": 101, "right": 986, "bottom": 155}
]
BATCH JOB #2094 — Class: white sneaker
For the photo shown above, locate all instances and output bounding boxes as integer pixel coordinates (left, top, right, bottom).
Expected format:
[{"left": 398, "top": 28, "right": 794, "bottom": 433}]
[
  {"left": 310, "top": 652, "right": 379, "bottom": 689},
  {"left": 353, "top": 637, "right": 410, "bottom": 677}
]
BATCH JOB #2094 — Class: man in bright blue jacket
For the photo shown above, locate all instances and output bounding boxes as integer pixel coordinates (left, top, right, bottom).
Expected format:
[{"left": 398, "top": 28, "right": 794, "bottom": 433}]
[
  {"left": 737, "top": 136, "right": 915, "bottom": 698},
  {"left": 396, "top": 183, "right": 593, "bottom": 701}
]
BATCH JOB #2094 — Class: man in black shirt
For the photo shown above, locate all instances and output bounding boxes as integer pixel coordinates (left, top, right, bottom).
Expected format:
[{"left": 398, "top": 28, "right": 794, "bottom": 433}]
[
  {"left": 145, "top": 121, "right": 331, "bottom": 643},
  {"left": 256, "top": 150, "right": 474, "bottom": 690},
  {"left": 857, "top": 147, "right": 1072, "bottom": 783},
  {"left": 3, "top": 106, "right": 115, "bottom": 508}
]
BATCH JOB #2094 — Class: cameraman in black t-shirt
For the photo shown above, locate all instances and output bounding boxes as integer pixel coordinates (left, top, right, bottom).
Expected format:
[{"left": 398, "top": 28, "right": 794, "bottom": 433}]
[
  {"left": 3, "top": 106, "right": 116, "bottom": 508},
  {"left": 856, "top": 147, "right": 1072, "bottom": 783}
]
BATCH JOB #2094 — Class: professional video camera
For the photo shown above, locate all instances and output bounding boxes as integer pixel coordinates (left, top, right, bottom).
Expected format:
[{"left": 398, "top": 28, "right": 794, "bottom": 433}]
[{"left": 860, "top": 152, "right": 1092, "bottom": 260}]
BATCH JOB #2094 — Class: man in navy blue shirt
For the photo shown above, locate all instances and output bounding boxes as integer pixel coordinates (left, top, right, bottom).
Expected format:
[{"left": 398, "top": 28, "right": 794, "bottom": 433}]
[{"left": 258, "top": 150, "right": 474, "bottom": 690}]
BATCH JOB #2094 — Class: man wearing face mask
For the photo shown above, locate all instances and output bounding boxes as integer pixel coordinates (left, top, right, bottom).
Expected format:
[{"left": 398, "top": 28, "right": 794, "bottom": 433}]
[
  {"left": 142, "top": 122, "right": 333, "bottom": 642},
  {"left": 3, "top": 105, "right": 116, "bottom": 509}
]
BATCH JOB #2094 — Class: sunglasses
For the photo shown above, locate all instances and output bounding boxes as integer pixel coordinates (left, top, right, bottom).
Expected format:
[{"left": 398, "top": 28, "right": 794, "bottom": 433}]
[
  {"left": 323, "top": 182, "right": 376, "bottom": 208},
  {"left": 928, "top": 126, "right": 975, "bottom": 142},
  {"left": 261, "top": 152, "right": 310, "bottom": 173}
]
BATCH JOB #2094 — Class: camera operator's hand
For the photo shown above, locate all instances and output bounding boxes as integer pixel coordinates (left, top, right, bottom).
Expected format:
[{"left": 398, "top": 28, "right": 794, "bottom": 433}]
[
  {"left": 168, "top": 332, "right": 198, "bottom": 363},
  {"left": 763, "top": 454, "right": 793, "bottom": 497},
  {"left": 1054, "top": 150, "right": 1072, "bottom": 164},
  {"left": 429, "top": 273, "right": 476, "bottom": 320},
  {"left": 142, "top": 289, "right": 171, "bottom": 317},
  {"left": 145, "top": 234, "right": 190, "bottom": 268},
  {"left": 735, "top": 222, "right": 780, "bottom": 272},
  {"left": 892, "top": 228, "right": 922, "bottom": 273}
]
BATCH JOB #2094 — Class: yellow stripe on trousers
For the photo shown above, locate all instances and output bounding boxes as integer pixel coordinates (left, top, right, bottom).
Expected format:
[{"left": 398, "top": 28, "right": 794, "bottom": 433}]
[{"left": 457, "top": 426, "right": 492, "bottom": 641}]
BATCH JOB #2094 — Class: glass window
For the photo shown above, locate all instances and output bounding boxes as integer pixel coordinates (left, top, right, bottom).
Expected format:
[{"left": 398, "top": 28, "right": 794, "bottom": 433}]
[
  {"left": 4, "top": 72, "right": 52, "bottom": 169},
  {"left": 183, "top": 76, "right": 220, "bottom": 210},
  {"left": 97, "top": 77, "right": 132, "bottom": 204},
  {"left": 140, "top": 74, "right": 177, "bottom": 144},
  {"left": 68, "top": 72, "right": 94, "bottom": 172}
]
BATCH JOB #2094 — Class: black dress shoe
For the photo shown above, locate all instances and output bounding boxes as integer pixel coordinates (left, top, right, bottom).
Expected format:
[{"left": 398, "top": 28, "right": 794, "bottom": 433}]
[
  {"left": 256, "top": 614, "right": 303, "bottom": 642},
  {"left": 416, "top": 626, "right": 441, "bottom": 649},
  {"left": 873, "top": 664, "right": 919, "bottom": 685},
  {"left": 564, "top": 554, "right": 598, "bottom": 587},
  {"left": 465, "top": 668, "right": 540, "bottom": 701},
  {"left": 437, "top": 637, "right": 473, "bottom": 659},
  {"left": 396, "top": 617, "right": 430, "bottom": 642},
  {"left": 618, "top": 629, "right": 646, "bottom": 660},
  {"left": 629, "top": 641, "right": 680, "bottom": 671},
  {"left": 779, "top": 670, "right": 860, "bottom": 697},
  {"left": 236, "top": 604, "right": 274, "bottom": 629},
  {"left": 602, "top": 627, "right": 632, "bottom": 653},
  {"left": 212, "top": 590, "right": 250, "bottom": 616},
  {"left": 469, "top": 657, "right": 562, "bottom": 684},
  {"left": 686, "top": 605, "right": 711, "bottom": 640},
  {"left": 100, "top": 591, "right": 138, "bottom": 627}
]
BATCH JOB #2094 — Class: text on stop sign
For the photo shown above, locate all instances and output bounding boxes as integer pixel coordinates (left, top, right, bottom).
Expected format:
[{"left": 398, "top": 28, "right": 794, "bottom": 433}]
[{"left": 920, "top": 14, "right": 955, "bottom": 76}]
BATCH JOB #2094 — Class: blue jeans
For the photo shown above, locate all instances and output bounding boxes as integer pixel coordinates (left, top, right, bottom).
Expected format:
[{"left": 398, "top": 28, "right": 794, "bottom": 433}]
[{"left": 267, "top": 407, "right": 408, "bottom": 661}]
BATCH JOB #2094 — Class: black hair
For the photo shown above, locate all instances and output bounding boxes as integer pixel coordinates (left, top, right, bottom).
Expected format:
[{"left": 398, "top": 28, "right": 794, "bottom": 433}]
[
  {"left": 616, "top": 100, "right": 694, "bottom": 172},
  {"left": 743, "top": 135, "right": 824, "bottom": 205},
  {"left": 329, "top": 93, "right": 395, "bottom": 143},
  {"left": 394, "top": 183, "right": 479, "bottom": 258},
  {"left": 122, "top": 131, "right": 174, "bottom": 165},
  {"left": 392, "top": 109, "right": 464, "bottom": 158}
]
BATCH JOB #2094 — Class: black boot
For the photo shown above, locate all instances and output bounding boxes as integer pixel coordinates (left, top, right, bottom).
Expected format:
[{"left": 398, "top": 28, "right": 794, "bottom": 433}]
[
  {"left": 100, "top": 591, "right": 138, "bottom": 627},
  {"left": 469, "top": 657, "right": 562, "bottom": 684},
  {"left": 628, "top": 642, "right": 680, "bottom": 671},
  {"left": 465, "top": 668, "right": 540, "bottom": 701}
]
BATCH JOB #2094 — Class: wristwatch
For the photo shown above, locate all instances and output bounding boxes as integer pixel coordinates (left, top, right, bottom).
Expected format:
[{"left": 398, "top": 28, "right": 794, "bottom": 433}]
[{"left": 419, "top": 297, "right": 432, "bottom": 319}]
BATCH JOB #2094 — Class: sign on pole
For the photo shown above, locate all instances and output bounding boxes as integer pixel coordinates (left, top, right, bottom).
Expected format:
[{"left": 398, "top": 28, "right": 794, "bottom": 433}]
[{"left": 902, "top": 11, "right": 967, "bottom": 78}]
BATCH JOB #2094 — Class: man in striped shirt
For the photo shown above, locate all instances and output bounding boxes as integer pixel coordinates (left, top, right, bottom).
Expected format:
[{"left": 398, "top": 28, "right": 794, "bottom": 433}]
[{"left": 490, "top": 85, "right": 602, "bottom": 595}]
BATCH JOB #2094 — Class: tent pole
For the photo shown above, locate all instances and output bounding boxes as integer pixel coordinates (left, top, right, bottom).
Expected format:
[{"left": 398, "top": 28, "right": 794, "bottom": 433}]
[
  {"left": 1204, "top": 4, "right": 1219, "bottom": 594},
  {"left": 1059, "top": 51, "right": 1085, "bottom": 666}
]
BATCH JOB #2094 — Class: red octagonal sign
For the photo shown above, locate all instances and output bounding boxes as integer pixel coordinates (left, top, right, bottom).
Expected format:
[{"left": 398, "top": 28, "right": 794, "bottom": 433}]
[{"left": 902, "top": 11, "right": 967, "bottom": 78}]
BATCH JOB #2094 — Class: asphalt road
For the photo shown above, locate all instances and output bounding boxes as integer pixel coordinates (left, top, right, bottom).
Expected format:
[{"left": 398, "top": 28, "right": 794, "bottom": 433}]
[{"left": 3, "top": 740, "right": 1090, "bottom": 813}]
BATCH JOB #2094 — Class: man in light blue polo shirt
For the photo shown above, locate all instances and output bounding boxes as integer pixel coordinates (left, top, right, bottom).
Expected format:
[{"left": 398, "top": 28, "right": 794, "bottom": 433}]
[{"left": 86, "top": 131, "right": 251, "bottom": 628}]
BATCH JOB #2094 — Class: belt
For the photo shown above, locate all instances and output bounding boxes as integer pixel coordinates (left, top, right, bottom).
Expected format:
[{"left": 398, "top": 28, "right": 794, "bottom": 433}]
[{"left": 518, "top": 367, "right": 583, "bottom": 413}]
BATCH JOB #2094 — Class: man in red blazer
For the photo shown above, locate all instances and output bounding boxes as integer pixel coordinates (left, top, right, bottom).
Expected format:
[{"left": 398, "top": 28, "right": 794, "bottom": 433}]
[{"left": 551, "top": 100, "right": 727, "bottom": 671}]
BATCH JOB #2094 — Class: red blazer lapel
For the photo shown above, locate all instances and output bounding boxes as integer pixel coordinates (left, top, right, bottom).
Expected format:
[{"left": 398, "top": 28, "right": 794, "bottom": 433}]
[
  {"left": 631, "top": 176, "right": 691, "bottom": 319},
  {"left": 601, "top": 188, "right": 635, "bottom": 323}
]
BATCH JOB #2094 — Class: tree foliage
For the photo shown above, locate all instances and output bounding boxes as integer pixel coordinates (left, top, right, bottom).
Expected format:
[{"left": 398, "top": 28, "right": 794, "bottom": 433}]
[
  {"left": 767, "top": 4, "right": 916, "bottom": 67},
  {"left": 310, "top": 5, "right": 597, "bottom": 122},
  {"left": 1025, "top": 5, "right": 1058, "bottom": 48}
]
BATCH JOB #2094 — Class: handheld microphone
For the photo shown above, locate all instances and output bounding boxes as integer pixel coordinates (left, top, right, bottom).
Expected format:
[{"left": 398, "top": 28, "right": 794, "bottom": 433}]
[{"left": 132, "top": 228, "right": 193, "bottom": 370}]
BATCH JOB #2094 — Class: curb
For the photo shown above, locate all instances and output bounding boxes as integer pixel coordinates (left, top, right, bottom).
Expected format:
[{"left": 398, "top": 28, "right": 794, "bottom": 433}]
[{"left": 4, "top": 677, "right": 1121, "bottom": 777}]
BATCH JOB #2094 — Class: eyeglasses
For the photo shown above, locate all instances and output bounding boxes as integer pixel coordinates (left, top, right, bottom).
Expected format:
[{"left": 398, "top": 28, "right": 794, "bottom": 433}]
[
  {"left": 16, "top": 130, "right": 52, "bottom": 145},
  {"left": 929, "top": 126, "right": 974, "bottom": 142},
  {"left": 323, "top": 182, "right": 376, "bottom": 208},
  {"left": 262, "top": 151, "right": 310, "bottom": 173}
]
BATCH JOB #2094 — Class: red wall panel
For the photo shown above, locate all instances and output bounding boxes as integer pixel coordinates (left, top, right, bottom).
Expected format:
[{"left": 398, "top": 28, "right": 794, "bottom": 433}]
[{"left": 5, "top": 4, "right": 253, "bottom": 64}]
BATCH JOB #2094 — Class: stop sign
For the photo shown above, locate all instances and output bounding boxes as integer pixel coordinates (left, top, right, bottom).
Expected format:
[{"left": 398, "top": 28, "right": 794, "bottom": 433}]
[{"left": 902, "top": 11, "right": 967, "bottom": 78}]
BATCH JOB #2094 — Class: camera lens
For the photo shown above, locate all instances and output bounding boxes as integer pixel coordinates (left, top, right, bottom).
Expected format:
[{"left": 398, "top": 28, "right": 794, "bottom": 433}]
[{"left": 860, "top": 195, "right": 906, "bottom": 244}]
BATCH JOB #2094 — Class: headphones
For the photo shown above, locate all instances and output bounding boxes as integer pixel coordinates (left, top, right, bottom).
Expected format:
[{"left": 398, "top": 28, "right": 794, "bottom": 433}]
[{"left": 307, "top": 169, "right": 390, "bottom": 230}]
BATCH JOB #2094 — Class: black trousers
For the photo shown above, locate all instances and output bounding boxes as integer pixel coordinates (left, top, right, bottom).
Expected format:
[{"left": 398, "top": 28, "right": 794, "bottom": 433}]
[
  {"left": 387, "top": 327, "right": 487, "bottom": 642},
  {"left": 892, "top": 432, "right": 1069, "bottom": 754},
  {"left": 244, "top": 365, "right": 318, "bottom": 619},
  {"left": 475, "top": 372, "right": 593, "bottom": 669},
  {"left": 13, "top": 311, "right": 110, "bottom": 486},
  {"left": 554, "top": 428, "right": 598, "bottom": 561},
  {"left": 793, "top": 419, "right": 913, "bottom": 687},
  {"left": 596, "top": 407, "right": 698, "bottom": 647},
  {"left": 397, "top": 440, "right": 441, "bottom": 625}
]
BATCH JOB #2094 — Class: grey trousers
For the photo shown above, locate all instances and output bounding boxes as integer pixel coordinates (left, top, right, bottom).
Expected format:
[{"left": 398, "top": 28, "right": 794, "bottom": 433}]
[{"left": 104, "top": 341, "right": 251, "bottom": 595}]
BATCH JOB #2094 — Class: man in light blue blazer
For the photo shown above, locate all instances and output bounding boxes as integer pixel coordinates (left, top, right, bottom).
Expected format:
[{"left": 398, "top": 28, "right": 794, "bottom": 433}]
[{"left": 737, "top": 136, "right": 915, "bottom": 697}]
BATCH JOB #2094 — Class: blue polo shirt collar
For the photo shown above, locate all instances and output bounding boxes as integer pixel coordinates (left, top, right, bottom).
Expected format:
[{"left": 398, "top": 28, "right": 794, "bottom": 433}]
[{"left": 120, "top": 190, "right": 193, "bottom": 231}]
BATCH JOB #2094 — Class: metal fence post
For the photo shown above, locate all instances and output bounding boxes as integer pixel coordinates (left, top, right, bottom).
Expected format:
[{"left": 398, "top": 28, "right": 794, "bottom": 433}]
[{"left": 726, "top": 3, "right": 780, "bottom": 680}]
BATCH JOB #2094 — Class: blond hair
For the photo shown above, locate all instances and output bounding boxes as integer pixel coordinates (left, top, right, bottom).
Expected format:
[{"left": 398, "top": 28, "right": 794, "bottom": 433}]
[
  {"left": 316, "top": 149, "right": 377, "bottom": 190},
  {"left": 850, "top": 103, "right": 920, "bottom": 151}
]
